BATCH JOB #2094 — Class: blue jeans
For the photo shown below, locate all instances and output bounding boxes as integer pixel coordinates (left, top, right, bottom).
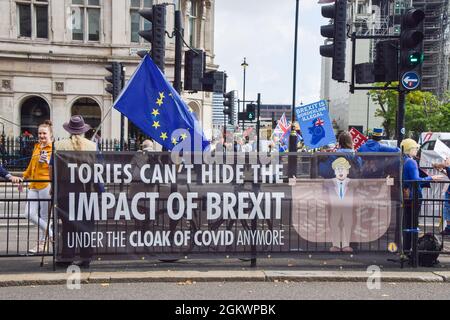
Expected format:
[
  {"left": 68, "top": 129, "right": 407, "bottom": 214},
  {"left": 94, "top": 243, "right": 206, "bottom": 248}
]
[{"left": 444, "top": 190, "right": 450, "bottom": 223}]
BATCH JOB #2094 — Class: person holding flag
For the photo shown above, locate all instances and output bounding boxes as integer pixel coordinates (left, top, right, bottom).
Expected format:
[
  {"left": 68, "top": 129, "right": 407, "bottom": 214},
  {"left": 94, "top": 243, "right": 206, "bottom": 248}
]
[
  {"left": 113, "top": 55, "right": 209, "bottom": 153},
  {"left": 271, "top": 113, "right": 302, "bottom": 153},
  {"left": 280, "top": 122, "right": 303, "bottom": 152},
  {"left": 271, "top": 113, "right": 289, "bottom": 151}
]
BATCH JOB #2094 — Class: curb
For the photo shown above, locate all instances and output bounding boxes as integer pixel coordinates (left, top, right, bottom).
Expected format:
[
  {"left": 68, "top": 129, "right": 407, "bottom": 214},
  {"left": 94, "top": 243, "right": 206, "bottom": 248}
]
[
  {"left": 264, "top": 271, "right": 444, "bottom": 283},
  {"left": 0, "top": 270, "right": 446, "bottom": 287}
]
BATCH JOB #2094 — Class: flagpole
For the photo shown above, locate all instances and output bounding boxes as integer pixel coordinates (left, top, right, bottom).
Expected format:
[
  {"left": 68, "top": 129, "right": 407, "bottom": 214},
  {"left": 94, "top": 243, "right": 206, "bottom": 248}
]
[
  {"left": 120, "top": 66, "right": 125, "bottom": 150},
  {"left": 90, "top": 103, "right": 115, "bottom": 142}
]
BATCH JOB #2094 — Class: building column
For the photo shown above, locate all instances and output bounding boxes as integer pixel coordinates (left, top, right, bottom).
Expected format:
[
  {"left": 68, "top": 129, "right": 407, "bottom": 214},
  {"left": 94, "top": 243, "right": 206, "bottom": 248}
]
[
  {"left": 0, "top": 95, "right": 15, "bottom": 136},
  {"left": 52, "top": 95, "right": 68, "bottom": 138}
]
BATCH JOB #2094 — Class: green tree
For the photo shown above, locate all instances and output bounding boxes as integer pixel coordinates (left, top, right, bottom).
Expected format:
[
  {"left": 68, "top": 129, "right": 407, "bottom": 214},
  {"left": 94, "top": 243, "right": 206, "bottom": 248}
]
[
  {"left": 370, "top": 85, "right": 449, "bottom": 139},
  {"left": 369, "top": 84, "right": 398, "bottom": 139}
]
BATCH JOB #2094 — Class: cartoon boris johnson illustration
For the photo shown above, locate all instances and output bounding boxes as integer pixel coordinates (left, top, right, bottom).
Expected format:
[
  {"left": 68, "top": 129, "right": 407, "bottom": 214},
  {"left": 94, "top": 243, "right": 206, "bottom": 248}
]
[{"left": 324, "top": 157, "right": 357, "bottom": 252}]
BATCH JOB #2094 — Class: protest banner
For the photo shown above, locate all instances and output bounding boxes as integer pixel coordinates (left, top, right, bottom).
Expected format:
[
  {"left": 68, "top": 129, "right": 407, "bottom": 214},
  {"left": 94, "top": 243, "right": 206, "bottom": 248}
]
[{"left": 54, "top": 151, "right": 401, "bottom": 261}]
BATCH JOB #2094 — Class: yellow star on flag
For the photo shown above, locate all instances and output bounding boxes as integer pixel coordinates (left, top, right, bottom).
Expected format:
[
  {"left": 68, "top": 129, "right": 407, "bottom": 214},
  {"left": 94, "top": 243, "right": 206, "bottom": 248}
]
[
  {"left": 152, "top": 121, "right": 160, "bottom": 129},
  {"left": 159, "top": 92, "right": 165, "bottom": 99},
  {"left": 172, "top": 138, "right": 178, "bottom": 145},
  {"left": 156, "top": 98, "right": 163, "bottom": 106},
  {"left": 181, "top": 133, "right": 188, "bottom": 140},
  {"left": 188, "top": 107, "right": 193, "bottom": 113},
  {"left": 160, "top": 132, "right": 168, "bottom": 140},
  {"left": 152, "top": 109, "right": 160, "bottom": 117}
]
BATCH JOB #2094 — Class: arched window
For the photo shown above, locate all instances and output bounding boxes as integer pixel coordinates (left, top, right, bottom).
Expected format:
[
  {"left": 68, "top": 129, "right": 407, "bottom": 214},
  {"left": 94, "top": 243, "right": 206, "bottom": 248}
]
[
  {"left": 188, "top": 101, "right": 201, "bottom": 122},
  {"left": 20, "top": 96, "right": 50, "bottom": 137},
  {"left": 71, "top": 97, "right": 101, "bottom": 130}
]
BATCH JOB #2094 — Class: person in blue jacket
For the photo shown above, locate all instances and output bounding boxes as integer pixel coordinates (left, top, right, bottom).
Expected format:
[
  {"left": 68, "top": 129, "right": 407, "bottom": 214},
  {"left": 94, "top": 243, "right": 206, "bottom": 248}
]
[
  {"left": 358, "top": 128, "right": 400, "bottom": 178},
  {"left": 0, "top": 166, "right": 21, "bottom": 183},
  {"left": 433, "top": 158, "right": 450, "bottom": 235},
  {"left": 401, "top": 138, "right": 443, "bottom": 251},
  {"left": 359, "top": 128, "right": 400, "bottom": 153}
]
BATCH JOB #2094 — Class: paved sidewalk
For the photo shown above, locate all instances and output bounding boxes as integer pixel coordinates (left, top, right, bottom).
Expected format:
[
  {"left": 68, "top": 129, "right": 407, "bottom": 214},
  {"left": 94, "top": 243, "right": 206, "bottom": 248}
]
[{"left": 1, "top": 254, "right": 450, "bottom": 287}]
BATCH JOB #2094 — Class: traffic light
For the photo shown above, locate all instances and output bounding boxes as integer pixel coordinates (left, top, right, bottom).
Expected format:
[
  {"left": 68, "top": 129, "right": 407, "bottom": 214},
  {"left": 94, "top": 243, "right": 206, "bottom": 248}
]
[
  {"left": 223, "top": 91, "right": 235, "bottom": 125},
  {"left": 246, "top": 104, "right": 256, "bottom": 121},
  {"left": 139, "top": 4, "right": 166, "bottom": 73},
  {"left": 374, "top": 40, "right": 399, "bottom": 82},
  {"left": 203, "top": 71, "right": 226, "bottom": 93},
  {"left": 105, "top": 62, "right": 123, "bottom": 101},
  {"left": 185, "top": 49, "right": 226, "bottom": 93},
  {"left": 355, "top": 63, "right": 374, "bottom": 84},
  {"left": 184, "top": 49, "right": 205, "bottom": 91},
  {"left": 354, "top": 40, "right": 398, "bottom": 84},
  {"left": 399, "top": 8, "right": 425, "bottom": 90},
  {"left": 319, "top": 0, "right": 348, "bottom": 82}
]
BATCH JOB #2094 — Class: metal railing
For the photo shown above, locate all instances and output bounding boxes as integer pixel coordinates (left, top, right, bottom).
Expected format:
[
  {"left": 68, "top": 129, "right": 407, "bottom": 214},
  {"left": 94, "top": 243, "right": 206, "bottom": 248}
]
[
  {"left": 0, "top": 137, "right": 141, "bottom": 171},
  {"left": 0, "top": 152, "right": 447, "bottom": 270},
  {"left": 404, "top": 180, "right": 450, "bottom": 267},
  {"left": 0, "top": 179, "right": 53, "bottom": 258}
]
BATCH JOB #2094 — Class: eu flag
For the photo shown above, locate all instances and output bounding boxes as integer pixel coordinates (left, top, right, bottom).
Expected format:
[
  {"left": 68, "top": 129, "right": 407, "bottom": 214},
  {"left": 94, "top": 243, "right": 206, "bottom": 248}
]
[{"left": 113, "top": 55, "right": 209, "bottom": 151}]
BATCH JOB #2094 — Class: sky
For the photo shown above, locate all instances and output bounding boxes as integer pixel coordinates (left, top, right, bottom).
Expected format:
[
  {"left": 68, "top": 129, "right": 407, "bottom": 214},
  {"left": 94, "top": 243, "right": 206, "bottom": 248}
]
[{"left": 214, "top": 0, "right": 324, "bottom": 106}]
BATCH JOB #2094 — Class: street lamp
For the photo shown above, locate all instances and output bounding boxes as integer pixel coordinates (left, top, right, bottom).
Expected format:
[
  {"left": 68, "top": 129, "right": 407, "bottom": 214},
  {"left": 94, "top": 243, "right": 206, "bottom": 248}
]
[
  {"left": 289, "top": 0, "right": 300, "bottom": 154},
  {"left": 241, "top": 57, "right": 248, "bottom": 130}
]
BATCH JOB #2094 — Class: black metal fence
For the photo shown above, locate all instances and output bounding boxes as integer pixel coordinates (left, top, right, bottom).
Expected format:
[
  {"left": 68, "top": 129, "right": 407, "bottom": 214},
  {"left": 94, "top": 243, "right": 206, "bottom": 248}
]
[
  {"left": 0, "top": 180, "right": 53, "bottom": 258},
  {"left": 0, "top": 151, "right": 447, "bottom": 270},
  {"left": 0, "top": 137, "right": 141, "bottom": 171},
  {"left": 405, "top": 179, "right": 450, "bottom": 267}
]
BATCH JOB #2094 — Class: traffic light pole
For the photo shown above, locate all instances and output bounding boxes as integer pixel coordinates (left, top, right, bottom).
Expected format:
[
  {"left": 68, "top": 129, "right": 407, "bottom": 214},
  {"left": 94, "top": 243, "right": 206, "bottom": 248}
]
[
  {"left": 174, "top": 10, "right": 182, "bottom": 94},
  {"left": 289, "top": 0, "right": 299, "bottom": 154},
  {"left": 241, "top": 58, "right": 248, "bottom": 131},
  {"left": 223, "top": 114, "right": 227, "bottom": 143},
  {"left": 256, "top": 93, "right": 261, "bottom": 153},
  {"left": 396, "top": 90, "right": 407, "bottom": 146},
  {"left": 242, "top": 73, "right": 246, "bottom": 131}
]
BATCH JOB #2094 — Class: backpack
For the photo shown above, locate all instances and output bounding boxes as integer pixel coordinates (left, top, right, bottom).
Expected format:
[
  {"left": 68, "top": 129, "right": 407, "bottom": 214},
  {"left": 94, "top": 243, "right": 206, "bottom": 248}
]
[{"left": 417, "top": 233, "right": 442, "bottom": 267}]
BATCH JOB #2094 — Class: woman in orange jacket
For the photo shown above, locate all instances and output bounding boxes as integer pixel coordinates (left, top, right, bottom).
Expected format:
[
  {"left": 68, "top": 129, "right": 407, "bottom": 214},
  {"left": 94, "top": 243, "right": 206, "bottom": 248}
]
[{"left": 22, "top": 120, "right": 53, "bottom": 253}]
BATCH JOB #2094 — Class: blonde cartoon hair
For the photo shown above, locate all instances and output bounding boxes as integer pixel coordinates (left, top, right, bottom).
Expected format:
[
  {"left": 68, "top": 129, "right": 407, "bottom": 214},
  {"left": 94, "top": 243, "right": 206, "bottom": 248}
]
[
  {"left": 400, "top": 138, "right": 419, "bottom": 154},
  {"left": 332, "top": 157, "right": 351, "bottom": 170}
]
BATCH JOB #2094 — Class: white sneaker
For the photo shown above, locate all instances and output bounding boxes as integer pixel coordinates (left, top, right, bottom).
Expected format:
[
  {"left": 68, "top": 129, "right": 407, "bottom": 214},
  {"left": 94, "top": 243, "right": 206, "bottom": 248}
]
[
  {"left": 28, "top": 245, "right": 39, "bottom": 254},
  {"left": 28, "top": 241, "right": 45, "bottom": 253}
]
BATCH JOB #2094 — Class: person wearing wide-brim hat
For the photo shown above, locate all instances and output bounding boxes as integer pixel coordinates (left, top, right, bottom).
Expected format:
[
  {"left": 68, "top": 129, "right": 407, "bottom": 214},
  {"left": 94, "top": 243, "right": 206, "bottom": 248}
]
[
  {"left": 52, "top": 115, "right": 97, "bottom": 268},
  {"left": 58, "top": 115, "right": 97, "bottom": 151},
  {"left": 358, "top": 128, "right": 400, "bottom": 153}
]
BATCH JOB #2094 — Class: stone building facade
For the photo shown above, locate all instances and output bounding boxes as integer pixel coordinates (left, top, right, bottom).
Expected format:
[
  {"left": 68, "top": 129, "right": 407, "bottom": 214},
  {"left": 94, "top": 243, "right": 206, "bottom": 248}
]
[{"left": 0, "top": 0, "right": 216, "bottom": 139}]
